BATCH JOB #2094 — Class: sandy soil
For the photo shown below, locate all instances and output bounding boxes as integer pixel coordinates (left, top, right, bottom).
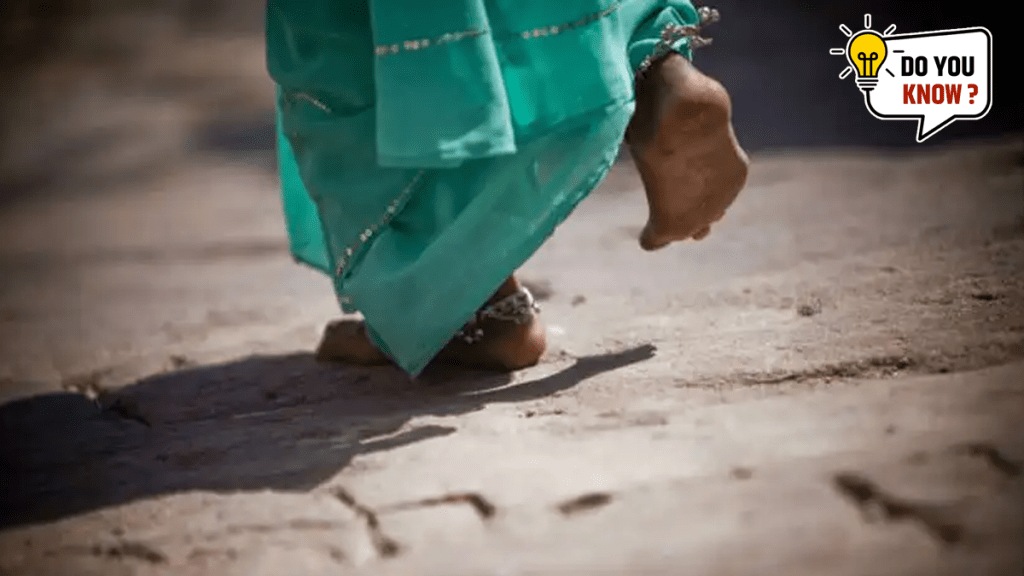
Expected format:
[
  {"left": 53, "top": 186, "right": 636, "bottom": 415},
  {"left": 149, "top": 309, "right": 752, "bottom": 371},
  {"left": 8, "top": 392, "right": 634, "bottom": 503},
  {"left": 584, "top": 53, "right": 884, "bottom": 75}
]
[
  {"left": 2, "top": 132, "right": 1022, "bottom": 574},
  {"left": 1, "top": 5, "right": 1023, "bottom": 575}
]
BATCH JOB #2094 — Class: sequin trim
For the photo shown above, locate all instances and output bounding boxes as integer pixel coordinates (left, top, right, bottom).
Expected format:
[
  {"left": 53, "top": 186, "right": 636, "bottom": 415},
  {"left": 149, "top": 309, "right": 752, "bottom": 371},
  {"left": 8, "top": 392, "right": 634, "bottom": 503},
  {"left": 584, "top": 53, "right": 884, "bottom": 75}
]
[
  {"left": 375, "top": 29, "right": 486, "bottom": 56},
  {"left": 515, "top": 1, "right": 621, "bottom": 40},
  {"left": 287, "top": 91, "right": 332, "bottom": 114},
  {"left": 334, "top": 170, "right": 426, "bottom": 276},
  {"left": 347, "top": 3, "right": 714, "bottom": 279},
  {"left": 373, "top": 2, "right": 623, "bottom": 57}
]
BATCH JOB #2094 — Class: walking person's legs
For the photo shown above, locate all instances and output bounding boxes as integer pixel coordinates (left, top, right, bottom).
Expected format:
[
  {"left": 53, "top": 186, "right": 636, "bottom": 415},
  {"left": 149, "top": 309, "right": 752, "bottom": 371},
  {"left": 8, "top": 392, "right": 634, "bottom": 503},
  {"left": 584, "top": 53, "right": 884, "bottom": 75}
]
[
  {"left": 273, "top": 0, "right": 749, "bottom": 375},
  {"left": 316, "top": 55, "right": 748, "bottom": 372}
]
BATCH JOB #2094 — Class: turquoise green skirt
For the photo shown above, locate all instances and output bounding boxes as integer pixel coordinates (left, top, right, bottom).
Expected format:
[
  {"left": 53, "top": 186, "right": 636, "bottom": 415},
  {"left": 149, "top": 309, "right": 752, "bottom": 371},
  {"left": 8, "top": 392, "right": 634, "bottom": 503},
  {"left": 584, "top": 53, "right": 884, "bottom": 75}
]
[{"left": 268, "top": 0, "right": 707, "bottom": 376}]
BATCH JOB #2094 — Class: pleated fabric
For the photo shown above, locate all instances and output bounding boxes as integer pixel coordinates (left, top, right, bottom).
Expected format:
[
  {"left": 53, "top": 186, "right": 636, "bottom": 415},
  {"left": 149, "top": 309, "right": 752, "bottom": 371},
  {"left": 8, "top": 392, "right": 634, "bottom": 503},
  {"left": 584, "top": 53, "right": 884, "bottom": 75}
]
[{"left": 268, "top": 0, "right": 702, "bottom": 375}]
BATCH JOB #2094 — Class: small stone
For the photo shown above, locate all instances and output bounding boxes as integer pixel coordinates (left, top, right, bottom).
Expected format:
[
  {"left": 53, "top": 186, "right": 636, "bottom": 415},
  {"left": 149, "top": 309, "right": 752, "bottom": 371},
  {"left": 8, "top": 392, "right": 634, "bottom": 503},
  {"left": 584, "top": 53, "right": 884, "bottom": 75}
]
[
  {"left": 168, "top": 354, "right": 192, "bottom": 369},
  {"left": 730, "top": 467, "right": 754, "bottom": 480},
  {"left": 796, "top": 301, "right": 822, "bottom": 317}
]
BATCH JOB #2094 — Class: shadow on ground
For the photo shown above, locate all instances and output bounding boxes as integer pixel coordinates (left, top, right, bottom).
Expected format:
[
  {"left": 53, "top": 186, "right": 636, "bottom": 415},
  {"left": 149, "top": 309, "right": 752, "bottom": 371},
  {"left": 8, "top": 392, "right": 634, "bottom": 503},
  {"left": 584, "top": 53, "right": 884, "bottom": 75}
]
[{"left": 0, "top": 344, "right": 655, "bottom": 530}]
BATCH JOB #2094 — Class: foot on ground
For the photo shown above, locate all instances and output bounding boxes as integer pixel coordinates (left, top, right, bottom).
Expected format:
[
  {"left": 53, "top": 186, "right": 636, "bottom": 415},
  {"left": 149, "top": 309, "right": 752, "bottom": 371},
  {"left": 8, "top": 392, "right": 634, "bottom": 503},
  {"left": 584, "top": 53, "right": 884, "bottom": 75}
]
[
  {"left": 316, "top": 318, "right": 389, "bottom": 365},
  {"left": 316, "top": 278, "right": 546, "bottom": 372},
  {"left": 435, "top": 309, "right": 547, "bottom": 372}
]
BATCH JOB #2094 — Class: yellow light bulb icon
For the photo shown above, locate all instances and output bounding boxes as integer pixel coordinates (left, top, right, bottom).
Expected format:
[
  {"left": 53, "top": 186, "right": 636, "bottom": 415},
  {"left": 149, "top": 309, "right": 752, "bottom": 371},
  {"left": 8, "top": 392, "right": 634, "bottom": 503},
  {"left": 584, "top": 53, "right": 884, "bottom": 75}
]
[{"left": 847, "top": 30, "right": 887, "bottom": 91}]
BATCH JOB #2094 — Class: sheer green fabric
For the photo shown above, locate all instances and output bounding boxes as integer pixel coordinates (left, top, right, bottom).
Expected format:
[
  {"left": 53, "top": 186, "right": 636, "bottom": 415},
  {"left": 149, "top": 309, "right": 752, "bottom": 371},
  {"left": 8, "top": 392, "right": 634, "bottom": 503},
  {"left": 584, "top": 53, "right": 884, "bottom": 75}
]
[{"left": 268, "top": 0, "right": 702, "bottom": 376}]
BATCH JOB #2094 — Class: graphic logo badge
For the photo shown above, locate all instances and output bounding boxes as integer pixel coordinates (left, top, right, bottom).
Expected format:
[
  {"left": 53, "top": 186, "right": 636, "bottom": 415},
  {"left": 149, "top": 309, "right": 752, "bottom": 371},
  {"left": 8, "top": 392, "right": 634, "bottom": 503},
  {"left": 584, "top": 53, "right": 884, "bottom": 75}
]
[{"left": 831, "top": 14, "right": 993, "bottom": 142}]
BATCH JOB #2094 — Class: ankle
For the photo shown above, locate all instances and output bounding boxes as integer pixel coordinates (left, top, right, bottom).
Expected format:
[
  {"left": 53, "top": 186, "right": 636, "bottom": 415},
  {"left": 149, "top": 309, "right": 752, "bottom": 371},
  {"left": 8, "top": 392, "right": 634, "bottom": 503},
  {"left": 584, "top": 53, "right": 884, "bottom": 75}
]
[
  {"left": 671, "top": 58, "right": 732, "bottom": 128},
  {"left": 485, "top": 315, "right": 547, "bottom": 370},
  {"left": 487, "top": 276, "right": 521, "bottom": 304}
]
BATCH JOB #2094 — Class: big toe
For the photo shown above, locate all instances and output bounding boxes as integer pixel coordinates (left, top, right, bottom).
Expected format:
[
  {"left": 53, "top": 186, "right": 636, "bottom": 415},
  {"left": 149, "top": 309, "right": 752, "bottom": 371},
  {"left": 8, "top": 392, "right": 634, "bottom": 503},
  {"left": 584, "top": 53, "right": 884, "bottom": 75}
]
[{"left": 639, "top": 222, "right": 673, "bottom": 251}]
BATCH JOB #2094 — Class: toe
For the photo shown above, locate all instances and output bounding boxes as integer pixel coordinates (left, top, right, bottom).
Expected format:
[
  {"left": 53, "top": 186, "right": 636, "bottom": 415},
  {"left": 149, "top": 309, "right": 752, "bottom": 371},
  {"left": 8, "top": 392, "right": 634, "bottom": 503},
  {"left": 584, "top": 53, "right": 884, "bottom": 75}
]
[{"left": 640, "top": 223, "right": 673, "bottom": 251}]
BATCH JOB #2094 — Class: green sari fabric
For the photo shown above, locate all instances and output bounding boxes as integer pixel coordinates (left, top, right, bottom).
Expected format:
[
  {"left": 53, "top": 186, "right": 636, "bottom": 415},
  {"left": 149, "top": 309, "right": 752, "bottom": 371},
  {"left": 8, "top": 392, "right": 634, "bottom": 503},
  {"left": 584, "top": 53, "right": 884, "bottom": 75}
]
[{"left": 268, "top": 0, "right": 703, "bottom": 376}]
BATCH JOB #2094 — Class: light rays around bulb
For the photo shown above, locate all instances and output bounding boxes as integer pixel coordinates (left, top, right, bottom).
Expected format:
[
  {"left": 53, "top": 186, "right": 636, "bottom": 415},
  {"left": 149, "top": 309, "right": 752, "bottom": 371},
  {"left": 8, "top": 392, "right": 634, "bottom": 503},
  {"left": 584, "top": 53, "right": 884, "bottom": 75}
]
[{"left": 830, "top": 14, "right": 896, "bottom": 81}]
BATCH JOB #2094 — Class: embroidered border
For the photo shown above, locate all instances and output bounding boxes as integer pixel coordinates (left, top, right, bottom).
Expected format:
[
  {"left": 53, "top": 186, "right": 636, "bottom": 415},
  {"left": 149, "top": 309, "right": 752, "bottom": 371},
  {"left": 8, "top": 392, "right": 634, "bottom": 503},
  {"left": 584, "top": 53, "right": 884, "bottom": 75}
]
[
  {"left": 515, "top": 1, "right": 621, "bottom": 40},
  {"left": 351, "top": 1, "right": 663, "bottom": 282},
  {"left": 334, "top": 169, "right": 426, "bottom": 276},
  {"left": 374, "top": 29, "right": 487, "bottom": 56},
  {"left": 289, "top": 91, "right": 332, "bottom": 114},
  {"left": 373, "top": 1, "right": 623, "bottom": 57}
]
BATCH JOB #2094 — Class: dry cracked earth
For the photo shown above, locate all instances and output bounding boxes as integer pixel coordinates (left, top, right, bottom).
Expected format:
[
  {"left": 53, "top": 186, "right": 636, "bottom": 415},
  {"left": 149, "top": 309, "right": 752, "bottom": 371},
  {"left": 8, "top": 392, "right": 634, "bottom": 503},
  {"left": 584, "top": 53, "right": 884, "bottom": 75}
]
[{"left": 1, "top": 4, "right": 1023, "bottom": 575}]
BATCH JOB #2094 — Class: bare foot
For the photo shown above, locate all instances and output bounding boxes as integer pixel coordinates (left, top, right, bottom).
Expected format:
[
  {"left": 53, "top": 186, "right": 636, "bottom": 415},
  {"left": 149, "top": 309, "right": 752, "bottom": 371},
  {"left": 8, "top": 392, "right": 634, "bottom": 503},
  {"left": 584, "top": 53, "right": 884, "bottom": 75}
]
[
  {"left": 626, "top": 53, "right": 749, "bottom": 250},
  {"left": 438, "top": 276, "right": 547, "bottom": 371},
  {"left": 316, "top": 277, "right": 547, "bottom": 372},
  {"left": 316, "top": 318, "right": 389, "bottom": 365}
]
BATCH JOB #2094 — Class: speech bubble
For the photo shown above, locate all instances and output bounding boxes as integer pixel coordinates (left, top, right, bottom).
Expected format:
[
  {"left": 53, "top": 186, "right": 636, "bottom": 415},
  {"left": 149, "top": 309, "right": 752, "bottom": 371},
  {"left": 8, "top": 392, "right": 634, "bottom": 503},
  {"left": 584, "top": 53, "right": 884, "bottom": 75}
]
[{"left": 861, "top": 27, "right": 992, "bottom": 142}]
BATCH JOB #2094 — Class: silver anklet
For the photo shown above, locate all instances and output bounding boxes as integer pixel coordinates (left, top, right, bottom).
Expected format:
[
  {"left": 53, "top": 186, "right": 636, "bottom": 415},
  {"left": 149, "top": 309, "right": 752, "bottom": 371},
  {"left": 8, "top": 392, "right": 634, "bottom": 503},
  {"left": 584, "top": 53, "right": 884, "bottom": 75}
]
[
  {"left": 635, "top": 6, "right": 720, "bottom": 79},
  {"left": 454, "top": 286, "right": 541, "bottom": 344}
]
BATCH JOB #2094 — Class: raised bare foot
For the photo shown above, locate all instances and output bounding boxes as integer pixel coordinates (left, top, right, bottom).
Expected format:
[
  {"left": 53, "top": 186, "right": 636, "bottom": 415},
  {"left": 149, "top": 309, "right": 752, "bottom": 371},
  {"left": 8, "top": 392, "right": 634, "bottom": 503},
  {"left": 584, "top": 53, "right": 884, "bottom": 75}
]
[
  {"left": 315, "top": 277, "right": 547, "bottom": 372},
  {"left": 626, "top": 52, "right": 749, "bottom": 251}
]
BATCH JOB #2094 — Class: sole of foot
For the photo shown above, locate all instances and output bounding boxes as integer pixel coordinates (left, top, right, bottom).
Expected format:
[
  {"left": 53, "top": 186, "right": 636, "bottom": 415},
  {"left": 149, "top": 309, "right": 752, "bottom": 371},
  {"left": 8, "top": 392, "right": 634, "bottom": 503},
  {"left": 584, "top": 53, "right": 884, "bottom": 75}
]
[{"left": 626, "top": 53, "right": 750, "bottom": 251}]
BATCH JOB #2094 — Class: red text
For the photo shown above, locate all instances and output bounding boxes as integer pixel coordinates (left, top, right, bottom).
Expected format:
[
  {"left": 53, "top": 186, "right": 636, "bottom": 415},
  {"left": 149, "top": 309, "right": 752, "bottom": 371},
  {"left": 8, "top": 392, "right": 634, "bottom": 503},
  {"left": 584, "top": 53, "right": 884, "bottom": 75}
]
[{"left": 903, "top": 83, "right": 963, "bottom": 105}]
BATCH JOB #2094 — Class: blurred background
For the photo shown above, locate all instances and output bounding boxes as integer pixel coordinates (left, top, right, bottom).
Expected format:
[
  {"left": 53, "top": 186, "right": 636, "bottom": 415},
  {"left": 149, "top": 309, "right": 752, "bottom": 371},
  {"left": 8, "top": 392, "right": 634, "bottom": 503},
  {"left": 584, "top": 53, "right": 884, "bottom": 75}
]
[
  {"left": 0, "top": 0, "right": 1020, "bottom": 393},
  {"left": 0, "top": 0, "right": 270, "bottom": 205},
  {"left": 0, "top": 0, "right": 1020, "bottom": 207}
]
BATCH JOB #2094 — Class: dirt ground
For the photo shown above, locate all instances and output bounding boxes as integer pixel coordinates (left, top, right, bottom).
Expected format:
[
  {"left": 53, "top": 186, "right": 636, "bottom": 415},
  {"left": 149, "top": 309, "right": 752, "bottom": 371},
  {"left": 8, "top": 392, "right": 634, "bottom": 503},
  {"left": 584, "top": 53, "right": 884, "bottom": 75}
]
[{"left": 1, "top": 4, "right": 1023, "bottom": 575}]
